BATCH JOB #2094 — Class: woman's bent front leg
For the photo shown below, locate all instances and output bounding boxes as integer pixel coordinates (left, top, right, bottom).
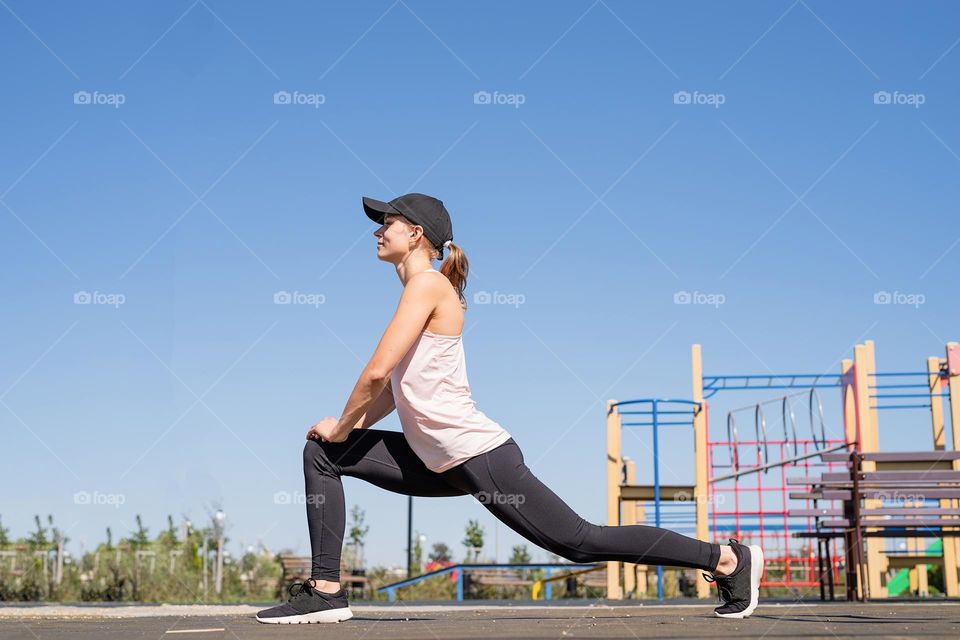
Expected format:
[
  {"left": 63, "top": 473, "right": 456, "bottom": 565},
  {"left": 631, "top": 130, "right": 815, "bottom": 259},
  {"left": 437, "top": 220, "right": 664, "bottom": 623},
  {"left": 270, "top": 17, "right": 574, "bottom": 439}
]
[{"left": 302, "top": 428, "right": 467, "bottom": 584}]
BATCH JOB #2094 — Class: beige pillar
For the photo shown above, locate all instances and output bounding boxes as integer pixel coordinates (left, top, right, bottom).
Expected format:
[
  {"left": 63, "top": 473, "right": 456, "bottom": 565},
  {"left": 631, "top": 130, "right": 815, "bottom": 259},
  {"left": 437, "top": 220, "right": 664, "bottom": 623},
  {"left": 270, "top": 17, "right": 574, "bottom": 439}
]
[
  {"left": 928, "top": 356, "right": 946, "bottom": 450},
  {"left": 841, "top": 359, "right": 856, "bottom": 446},
  {"left": 692, "top": 344, "right": 710, "bottom": 599},
  {"left": 855, "top": 343, "right": 886, "bottom": 598},
  {"left": 943, "top": 343, "right": 960, "bottom": 596},
  {"left": 622, "top": 459, "right": 638, "bottom": 598},
  {"left": 606, "top": 399, "right": 622, "bottom": 599}
]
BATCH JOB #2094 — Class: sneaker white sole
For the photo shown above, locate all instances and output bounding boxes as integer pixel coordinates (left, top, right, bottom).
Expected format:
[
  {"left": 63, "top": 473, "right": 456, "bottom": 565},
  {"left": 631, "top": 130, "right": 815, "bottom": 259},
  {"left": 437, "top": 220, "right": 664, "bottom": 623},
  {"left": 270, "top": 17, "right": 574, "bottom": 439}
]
[
  {"left": 714, "top": 545, "right": 763, "bottom": 620},
  {"left": 256, "top": 607, "right": 353, "bottom": 624}
]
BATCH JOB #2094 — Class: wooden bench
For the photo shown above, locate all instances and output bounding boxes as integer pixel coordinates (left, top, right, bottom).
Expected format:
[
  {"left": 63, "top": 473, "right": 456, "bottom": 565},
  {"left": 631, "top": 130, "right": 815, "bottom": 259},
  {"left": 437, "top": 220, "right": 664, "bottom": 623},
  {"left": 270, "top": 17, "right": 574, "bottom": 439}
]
[
  {"left": 277, "top": 554, "right": 369, "bottom": 599},
  {"left": 787, "top": 450, "right": 960, "bottom": 601},
  {"left": 468, "top": 568, "right": 535, "bottom": 588}
]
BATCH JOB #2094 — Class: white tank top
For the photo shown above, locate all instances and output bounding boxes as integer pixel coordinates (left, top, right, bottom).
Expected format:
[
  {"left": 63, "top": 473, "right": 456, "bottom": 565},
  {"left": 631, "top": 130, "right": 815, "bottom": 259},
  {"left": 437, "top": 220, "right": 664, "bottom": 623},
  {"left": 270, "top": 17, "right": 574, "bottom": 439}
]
[{"left": 390, "top": 269, "right": 512, "bottom": 472}]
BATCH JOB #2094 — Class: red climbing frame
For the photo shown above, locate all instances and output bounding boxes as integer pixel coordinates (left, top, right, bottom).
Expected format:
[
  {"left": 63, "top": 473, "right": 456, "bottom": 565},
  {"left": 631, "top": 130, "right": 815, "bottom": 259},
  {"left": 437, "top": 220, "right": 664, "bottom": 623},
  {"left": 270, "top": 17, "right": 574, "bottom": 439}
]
[{"left": 705, "top": 403, "right": 848, "bottom": 591}]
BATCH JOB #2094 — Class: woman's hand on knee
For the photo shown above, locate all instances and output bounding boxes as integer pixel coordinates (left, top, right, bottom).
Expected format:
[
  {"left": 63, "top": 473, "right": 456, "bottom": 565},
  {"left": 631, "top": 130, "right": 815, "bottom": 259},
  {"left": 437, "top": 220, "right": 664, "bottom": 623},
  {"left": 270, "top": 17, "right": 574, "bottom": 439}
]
[{"left": 307, "top": 416, "right": 348, "bottom": 443}]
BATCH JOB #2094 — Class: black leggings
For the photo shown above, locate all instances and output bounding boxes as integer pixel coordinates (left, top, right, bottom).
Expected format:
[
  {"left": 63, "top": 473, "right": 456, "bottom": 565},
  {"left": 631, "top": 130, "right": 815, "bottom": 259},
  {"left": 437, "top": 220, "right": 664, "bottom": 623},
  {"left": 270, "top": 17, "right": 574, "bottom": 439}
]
[{"left": 303, "top": 429, "right": 721, "bottom": 581}]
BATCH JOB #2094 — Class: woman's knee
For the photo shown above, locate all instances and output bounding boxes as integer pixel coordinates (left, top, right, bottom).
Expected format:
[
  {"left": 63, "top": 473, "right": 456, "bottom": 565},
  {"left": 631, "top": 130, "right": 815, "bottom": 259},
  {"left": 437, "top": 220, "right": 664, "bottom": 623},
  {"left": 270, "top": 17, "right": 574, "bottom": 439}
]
[
  {"left": 551, "top": 544, "right": 593, "bottom": 564},
  {"left": 303, "top": 439, "right": 339, "bottom": 476},
  {"left": 544, "top": 521, "right": 598, "bottom": 564}
]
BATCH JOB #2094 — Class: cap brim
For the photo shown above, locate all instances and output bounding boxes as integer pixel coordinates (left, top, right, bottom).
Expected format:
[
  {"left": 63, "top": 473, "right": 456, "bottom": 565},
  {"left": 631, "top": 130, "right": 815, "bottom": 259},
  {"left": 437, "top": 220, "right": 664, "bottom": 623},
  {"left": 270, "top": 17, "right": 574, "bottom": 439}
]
[{"left": 362, "top": 196, "right": 399, "bottom": 224}]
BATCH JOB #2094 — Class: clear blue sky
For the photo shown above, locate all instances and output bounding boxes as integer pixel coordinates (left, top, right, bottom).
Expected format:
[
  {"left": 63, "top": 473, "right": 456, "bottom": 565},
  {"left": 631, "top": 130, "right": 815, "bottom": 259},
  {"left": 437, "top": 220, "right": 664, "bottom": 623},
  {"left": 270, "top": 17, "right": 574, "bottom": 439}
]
[{"left": 2, "top": 1, "right": 959, "bottom": 569}]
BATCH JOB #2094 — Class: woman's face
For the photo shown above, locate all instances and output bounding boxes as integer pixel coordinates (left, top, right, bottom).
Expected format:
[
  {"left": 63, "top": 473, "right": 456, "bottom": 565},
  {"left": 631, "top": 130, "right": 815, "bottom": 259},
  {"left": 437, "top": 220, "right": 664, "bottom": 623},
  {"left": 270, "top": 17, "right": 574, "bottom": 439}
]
[{"left": 374, "top": 213, "right": 421, "bottom": 263}]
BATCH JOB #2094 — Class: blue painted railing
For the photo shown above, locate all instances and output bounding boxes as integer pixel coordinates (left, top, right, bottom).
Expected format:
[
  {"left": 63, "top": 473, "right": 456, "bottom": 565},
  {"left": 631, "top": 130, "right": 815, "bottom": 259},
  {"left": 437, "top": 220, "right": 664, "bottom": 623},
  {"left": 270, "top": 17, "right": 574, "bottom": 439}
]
[{"left": 376, "top": 562, "right": 599, "bottom": 602}]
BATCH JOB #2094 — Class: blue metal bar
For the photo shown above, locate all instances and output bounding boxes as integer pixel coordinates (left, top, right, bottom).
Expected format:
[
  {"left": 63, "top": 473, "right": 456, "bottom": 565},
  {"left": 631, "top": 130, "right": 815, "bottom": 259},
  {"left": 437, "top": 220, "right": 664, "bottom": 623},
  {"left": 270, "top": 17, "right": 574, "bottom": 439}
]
[
  {"left": 870, "top": 393, "right": 949, "bottom": 399},
  {"left": 869, "top": 383, "right": 930, "bottom": 389},
  {"left": 622, "top": 420, "right": 694, "bottom": 427},
  {"left": 703, "top": 383, "right": 840, "bottom": 392},
  {"left": 619, "top": 410, "right": 695, "bottom": 416},
  {"left": 611, "top": 398, "right": 701, "bottom": 411},
  {"left": 545, "top": 567, "right": 552, "bottom": 600},
  {"left": 653, "top": 400, "right": 663, "bottom": 602},
  {"left": 377, "top": 563, "right": 598, "bottom": 599},
  {"left": 705, "top": 373, "right": 843, "bottom": 381},
  {"left": 871, "top": 403, "right": 932, "bottom": 410},
  {"left": 869, "top": 372, "right": 929, "bottom": 377}
]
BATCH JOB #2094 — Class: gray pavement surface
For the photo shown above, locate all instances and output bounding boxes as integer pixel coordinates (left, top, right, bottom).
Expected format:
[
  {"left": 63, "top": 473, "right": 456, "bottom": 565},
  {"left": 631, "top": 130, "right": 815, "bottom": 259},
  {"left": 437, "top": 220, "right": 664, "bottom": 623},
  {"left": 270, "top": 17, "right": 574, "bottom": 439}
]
[{"left": 1, "top": 601, "right": 959, "bottom": 639}]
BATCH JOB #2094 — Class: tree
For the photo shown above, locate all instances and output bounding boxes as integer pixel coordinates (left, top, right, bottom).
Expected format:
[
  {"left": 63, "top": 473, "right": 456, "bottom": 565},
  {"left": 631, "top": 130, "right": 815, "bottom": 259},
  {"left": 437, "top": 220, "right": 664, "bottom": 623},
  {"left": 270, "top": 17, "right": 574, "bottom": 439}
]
[
  {"left": 156, "top": 515, "right": 178, "bottom": 547},
  {"left": 411, "top": 531, "right": 425, "bottom": 575},
  {"left": 345, "top": 505, "right": 369, "bottom": 569},
  {"left": 131, "top": 515, "right": 149, "bottom": 549},
  {"left": 27, "top": 515, "right": 48, "bottom": 549},
  {"left": 510, "top": 544, "right": 538, "bottom": 582},
  {"left": 347, "top": 505, "right": 369, "bottom": 547},
  {"left": 428, "top": 542, "right": 451, "bottom": 563},
  {"left": 462, "top": 519, "right": 484, "bottom": 562},
  {"left": 48, "top": 515, "right": 67, "bottom": 547},
  {"left": 105, "top": 527, "right": 113, "bottom": 550},
  {"left": 167, "top": 515, "right": 177, "bottom": 541},
  {"left": 0, "top": 515, "right": 10, "bottom": 548},
  {"left": 509, "top": 544, "right": 531, "bottom": 564}
]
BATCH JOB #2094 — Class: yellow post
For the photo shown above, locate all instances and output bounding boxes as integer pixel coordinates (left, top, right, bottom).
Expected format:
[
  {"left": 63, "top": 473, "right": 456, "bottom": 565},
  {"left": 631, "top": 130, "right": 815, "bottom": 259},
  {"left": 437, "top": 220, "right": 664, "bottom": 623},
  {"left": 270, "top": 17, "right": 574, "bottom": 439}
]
[
  {"left": 928, "top": 356, "right": 946, "bottom": 450},
  {"left": 636, "top": 504, "right": 648, "bottom": 597},
  {"left": 606, "top": 399, "right": 623, "bottom": 599},
  {"left": 929, "top": 352, "right": 958, "bottom": 596},
  {"left": 841, "top": 359, "right": 856, "bottom": 446},
  {"left": 864, "top": 341, "right": 880, "bottom": 453},
  {"left": 840, "top": 356, "right": 864, "bottom": 593},
  {"left": 623, "top": 459, "right": 638, "bottom": 598},
  {"left": 855, "top": 342, "right": 886, "bottom": 598},
  {"left": 942, "top": 343, "right": 960, "bottom": 596},
  {"left": 692, "top": 344, "right": 710, "bottom": 599},
  {"left": 917, "top": 561, "right": 929, "bottom": 597},
  {"left": 906, "top": 500, "right": 926, "bottom": 597}
]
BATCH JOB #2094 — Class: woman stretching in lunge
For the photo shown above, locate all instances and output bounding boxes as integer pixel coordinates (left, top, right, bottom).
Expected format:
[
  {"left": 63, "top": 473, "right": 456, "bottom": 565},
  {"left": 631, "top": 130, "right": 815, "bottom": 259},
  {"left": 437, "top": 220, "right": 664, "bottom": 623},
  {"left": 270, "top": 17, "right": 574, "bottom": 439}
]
[{"left": 256, "top": 193, "right": 764, "bottom": 624}]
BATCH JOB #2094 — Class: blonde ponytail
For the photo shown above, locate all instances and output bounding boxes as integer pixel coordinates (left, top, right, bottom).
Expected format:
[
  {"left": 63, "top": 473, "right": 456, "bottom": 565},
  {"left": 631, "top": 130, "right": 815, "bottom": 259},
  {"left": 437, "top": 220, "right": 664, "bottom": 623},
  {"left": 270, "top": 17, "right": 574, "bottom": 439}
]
[{"left": 438, "top": 242, "right": 469, "bottom": 308}]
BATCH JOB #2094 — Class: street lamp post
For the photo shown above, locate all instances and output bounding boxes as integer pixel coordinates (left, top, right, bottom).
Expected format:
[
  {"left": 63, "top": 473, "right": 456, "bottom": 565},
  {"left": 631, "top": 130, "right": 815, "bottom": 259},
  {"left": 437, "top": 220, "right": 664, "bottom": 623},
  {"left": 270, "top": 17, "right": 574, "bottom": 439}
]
[
  {"left": 214, "top": 510, "right": 226, "bottom": 597},
  {"left": 406, "top": 497, "right": 413, "bottom": 578}
]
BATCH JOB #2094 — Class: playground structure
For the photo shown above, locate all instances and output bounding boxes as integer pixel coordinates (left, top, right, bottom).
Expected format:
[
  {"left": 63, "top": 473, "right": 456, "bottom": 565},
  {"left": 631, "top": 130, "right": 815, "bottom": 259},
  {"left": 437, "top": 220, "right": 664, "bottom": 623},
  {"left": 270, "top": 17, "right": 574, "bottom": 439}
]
[{"left": 606, "top": 340, "right": 960, "bottom": 601}]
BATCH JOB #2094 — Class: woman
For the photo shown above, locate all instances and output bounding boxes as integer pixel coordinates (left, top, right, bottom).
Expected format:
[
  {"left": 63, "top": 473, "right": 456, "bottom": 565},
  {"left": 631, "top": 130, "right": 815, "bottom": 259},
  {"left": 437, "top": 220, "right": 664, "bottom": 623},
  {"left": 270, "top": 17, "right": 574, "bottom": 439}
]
[{"left": 256, "top": 193, "right": 763, "bottom": 624}]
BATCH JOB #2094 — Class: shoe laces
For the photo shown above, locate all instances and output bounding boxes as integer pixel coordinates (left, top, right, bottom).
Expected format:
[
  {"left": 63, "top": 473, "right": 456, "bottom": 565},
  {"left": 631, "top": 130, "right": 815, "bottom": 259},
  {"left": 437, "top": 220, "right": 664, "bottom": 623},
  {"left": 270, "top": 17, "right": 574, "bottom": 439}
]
[
  {"left": 701, "top": 538, "right": 739, "bottom": 604},
  {"left": 288, "top": 580, "right": 317, "bottom": 601}
]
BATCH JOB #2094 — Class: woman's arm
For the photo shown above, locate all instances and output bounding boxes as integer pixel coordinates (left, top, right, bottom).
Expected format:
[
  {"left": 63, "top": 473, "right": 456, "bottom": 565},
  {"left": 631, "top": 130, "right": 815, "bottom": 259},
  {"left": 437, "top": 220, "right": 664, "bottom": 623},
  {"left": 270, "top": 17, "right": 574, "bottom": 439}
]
[
  {"left": 324, "top": 273, "right": 442, "bottom": 441},
  {"left": 353, "top": 379, "right": 396, "bottom": 430}
]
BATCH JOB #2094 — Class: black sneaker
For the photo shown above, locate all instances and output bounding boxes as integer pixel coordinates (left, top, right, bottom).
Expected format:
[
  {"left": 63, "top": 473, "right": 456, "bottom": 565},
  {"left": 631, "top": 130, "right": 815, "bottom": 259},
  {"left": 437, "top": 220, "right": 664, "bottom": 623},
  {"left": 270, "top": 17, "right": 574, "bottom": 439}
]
[
  {"left": 256, "top": 580, "right": 353, "bottom": 624},
  {"left": 701, "top": 538, "right": 763, "bottom": 619}
]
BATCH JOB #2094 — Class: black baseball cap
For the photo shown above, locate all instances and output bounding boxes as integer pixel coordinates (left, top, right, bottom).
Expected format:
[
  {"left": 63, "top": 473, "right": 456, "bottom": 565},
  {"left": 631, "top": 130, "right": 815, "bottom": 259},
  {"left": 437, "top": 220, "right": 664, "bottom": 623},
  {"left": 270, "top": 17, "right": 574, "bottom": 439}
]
[{"left": 362, "top": 193, "right": 454, "bottom": 259}]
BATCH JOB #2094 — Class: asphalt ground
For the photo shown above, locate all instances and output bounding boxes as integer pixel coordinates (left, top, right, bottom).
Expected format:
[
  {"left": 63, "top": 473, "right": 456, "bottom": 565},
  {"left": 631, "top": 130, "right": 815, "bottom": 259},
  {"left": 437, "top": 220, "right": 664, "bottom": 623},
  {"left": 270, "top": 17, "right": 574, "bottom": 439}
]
[{"left": 2, "top": 600, "right": 960, "bottom": 639}]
